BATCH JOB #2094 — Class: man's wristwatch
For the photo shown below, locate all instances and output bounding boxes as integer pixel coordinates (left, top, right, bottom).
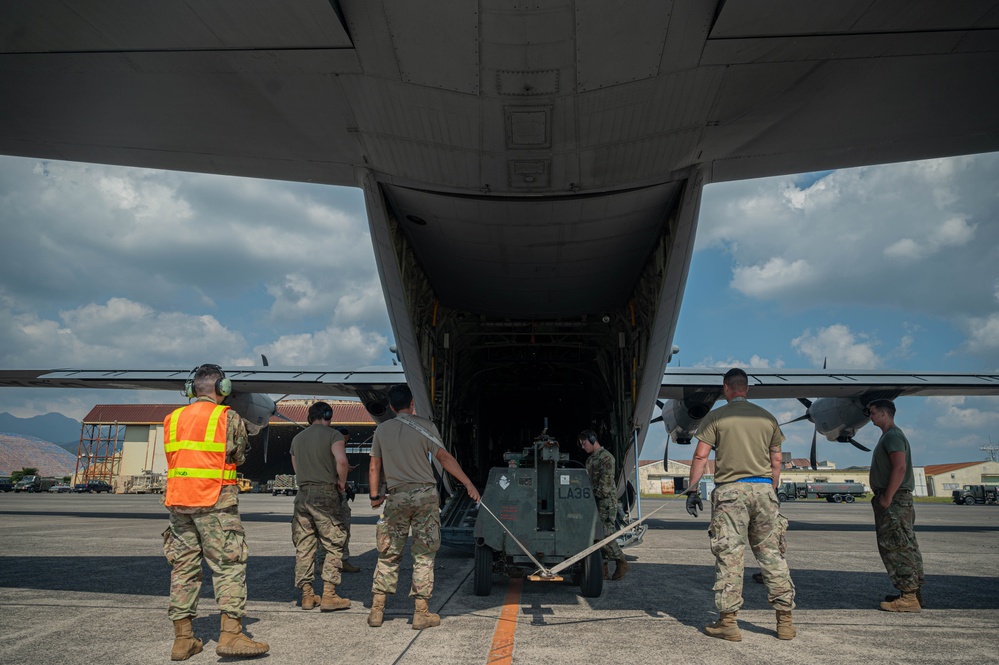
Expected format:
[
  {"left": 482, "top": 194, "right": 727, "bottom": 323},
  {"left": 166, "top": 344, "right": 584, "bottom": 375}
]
[{"left": 369, "top": 493, "right": 382, "bottom": 501}]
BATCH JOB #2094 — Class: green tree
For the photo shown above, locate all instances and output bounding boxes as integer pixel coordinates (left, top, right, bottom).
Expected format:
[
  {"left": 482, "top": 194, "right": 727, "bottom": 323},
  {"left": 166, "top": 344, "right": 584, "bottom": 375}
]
[{"left": 10, "top": 467, "right": 38, "bottom": 484}]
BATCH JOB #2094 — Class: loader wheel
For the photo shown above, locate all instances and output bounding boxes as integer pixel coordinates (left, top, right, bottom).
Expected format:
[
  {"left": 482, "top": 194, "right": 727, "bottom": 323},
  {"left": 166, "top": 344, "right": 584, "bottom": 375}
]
[
  {"left": 579, "top": 549, "right": 603, "bottom": 598},
  {"left": 473, "top": 544, "right": 493, "bottom": 596}
]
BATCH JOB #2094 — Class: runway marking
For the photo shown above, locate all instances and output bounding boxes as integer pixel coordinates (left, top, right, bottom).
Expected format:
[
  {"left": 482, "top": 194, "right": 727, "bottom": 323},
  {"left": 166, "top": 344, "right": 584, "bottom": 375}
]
[{"left": 486, "top": 577, "right": 522, "bottom": 664}]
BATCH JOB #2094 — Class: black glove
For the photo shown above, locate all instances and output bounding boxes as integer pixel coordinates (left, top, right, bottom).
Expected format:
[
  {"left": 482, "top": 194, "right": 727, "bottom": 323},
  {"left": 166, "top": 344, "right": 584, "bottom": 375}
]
[{"left": 685, "top": 491, "right": 703, "bottom": 518}]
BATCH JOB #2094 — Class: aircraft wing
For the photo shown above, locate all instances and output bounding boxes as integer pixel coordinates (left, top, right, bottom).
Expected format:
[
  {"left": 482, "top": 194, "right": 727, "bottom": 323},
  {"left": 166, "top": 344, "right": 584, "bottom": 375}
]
[
  {"left": 660, "top": 368, "right": 999, "bottom": 401},
  {"left": 0, "top": 366, "right": 405, "bottom": 397}
]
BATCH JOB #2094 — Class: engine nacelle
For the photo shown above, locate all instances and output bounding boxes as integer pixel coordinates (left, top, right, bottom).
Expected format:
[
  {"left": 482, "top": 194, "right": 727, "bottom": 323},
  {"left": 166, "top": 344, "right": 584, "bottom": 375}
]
[
  {"left": 660, "top": 399, "right": 713, "bottom": 444},
  {"left": 224, "top": 392, "right": 278, "bottom": 434},
  {"left": 808, "top": 397, "right": 870, "bottom": 442}
]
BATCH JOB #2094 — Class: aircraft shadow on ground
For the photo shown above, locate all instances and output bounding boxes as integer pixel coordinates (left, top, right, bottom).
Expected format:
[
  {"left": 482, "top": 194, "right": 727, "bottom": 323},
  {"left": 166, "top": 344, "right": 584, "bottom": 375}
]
[
  {"left": 646, "top": 517, "right": 999, "bottom": 534},
  {"left": 0, "top": 510, "right": 379, "bottom": 526},
  {"left": 2, "top": 554, "right": 996, "bottom": 615}
]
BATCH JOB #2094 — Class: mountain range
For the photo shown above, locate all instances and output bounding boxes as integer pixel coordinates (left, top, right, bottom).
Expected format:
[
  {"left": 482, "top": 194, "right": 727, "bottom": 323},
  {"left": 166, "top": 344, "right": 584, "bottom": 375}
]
[{"left": 0, "top": 412, "right": 82, "bottom": 453}]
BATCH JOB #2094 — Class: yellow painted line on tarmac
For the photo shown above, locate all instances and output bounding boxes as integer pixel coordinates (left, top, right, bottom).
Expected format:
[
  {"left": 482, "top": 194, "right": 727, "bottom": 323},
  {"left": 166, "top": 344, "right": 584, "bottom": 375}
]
[{"left": 486, "top": 577, "right": 522, "bottom": 664}]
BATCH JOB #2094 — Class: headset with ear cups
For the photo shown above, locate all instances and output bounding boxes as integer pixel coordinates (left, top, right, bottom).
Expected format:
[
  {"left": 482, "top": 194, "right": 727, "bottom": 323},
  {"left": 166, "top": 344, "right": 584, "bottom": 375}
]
[
  {"left": 183, "top": 364, "right": 232, "bottom": 399},
  {"left": 578, "top": 429, "right": 598, "bottom": 445}
]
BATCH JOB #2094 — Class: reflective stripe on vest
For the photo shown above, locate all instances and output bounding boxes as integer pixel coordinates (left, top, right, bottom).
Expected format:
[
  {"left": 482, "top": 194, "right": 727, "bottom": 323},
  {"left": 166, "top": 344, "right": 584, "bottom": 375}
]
[{"left": 164, "top": 402, "right": 236, "bottom": 507}]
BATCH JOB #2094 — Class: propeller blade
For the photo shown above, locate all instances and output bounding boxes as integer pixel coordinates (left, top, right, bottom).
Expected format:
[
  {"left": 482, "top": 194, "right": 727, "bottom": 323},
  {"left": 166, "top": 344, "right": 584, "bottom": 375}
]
[
  {"left": 810, "top": 428, "right": 818, "bottom": 471},
  {"left": 663, "top": 437, "right": 669, "bottom": 468},
  {"left": 656, "top": 399, "right": 665, "bottom": 409},
  {"left": 797, "top": 397, "right": 813, "bottom": 408},
  {"left": 651, "top": 415, "right": 663, "bottom": 424},
  {"left": 262, "top": 426, "right": 270, "bottom": 464},
  {"left": 848, "top": 438, "right": 871, "bottom": 453},
  {"left": 780, "top": 414, "right": 812, "bottom": 426},
  {"left": 261, "top": 354, "right": 269, "bottom": 366}
]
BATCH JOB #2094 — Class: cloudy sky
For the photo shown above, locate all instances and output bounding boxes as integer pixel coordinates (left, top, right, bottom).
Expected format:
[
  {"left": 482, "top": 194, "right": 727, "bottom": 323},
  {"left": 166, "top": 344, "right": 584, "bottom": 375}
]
[{"left": 1, "top": 152, "right": 997, "bottom": 467}]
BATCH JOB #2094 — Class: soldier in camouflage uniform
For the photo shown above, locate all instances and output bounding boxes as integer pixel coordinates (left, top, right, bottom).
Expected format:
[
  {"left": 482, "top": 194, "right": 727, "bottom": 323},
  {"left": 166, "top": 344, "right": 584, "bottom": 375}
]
[
  {"left": 686, "top": 368, "right": 796, "bottom": 642},
  {"left": 332, "top": 426, "right": 360, "bottom": 573},
  {"left": 867, "top": 399, "right": 924, "bottom": 612},
  {"left": 290, "top": 402, "right": 351, "bottom": 611},
  {"left": 162, "top": 364, "right": 268, "bottom": 660},
  {"left": 578, "top": 430, "right": 628, "bottom": 580},
  {"left": 367, "top": 384, "right": 480, "bottom": 630}
]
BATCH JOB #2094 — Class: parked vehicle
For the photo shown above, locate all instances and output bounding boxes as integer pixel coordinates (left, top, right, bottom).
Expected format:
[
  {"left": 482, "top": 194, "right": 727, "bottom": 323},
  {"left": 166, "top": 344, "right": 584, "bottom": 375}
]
[
  {"left": 83, "top": 479, "right": 114, "bottom": 494},
  {"left": 48, "top": 483, "right": 73, "bottom": 493},
  {"left": 13, "top": 475, "right": 58, "bottom": 493},
  {"left": 0, "top": 476, "right": 13, "bottom": 492},
  {"left": 951, "top": 484, "right": 998, "bottom": 505},
  {"left": 272, "top": 474, "right": 298, "bottom": 496},
  {"left": 778, "top": 481, "right": 867, "bottom": 503},
  {"left": 73, "top": 483, "right": 89, "bottom": 493},
  {"left": 236, "top": 473, "right": 253, "bottom": 493}
]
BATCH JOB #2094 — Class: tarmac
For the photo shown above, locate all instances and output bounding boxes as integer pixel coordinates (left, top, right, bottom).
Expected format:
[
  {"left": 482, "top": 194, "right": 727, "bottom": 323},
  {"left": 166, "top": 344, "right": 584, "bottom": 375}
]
[{"left": 1, "top": 493, "right": 997, "bottom": 665}]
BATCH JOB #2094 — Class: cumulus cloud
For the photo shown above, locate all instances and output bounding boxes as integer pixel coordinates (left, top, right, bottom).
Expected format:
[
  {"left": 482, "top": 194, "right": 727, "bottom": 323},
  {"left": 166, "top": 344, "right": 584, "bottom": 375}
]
[
  {"left": 693, "top": 355, "right": 785, "bottom": 369},
  {"left": 962, "top": 313, "right": 999, "bottom": 357},
  {"left": 699, "top": 153, "right": 999, "bottom": 319},
  {"left": 930, "top": 396, "right": 999, "bottom": 429},
  {"left": 0, "top": 298, "right": 246, "bottom": 367},
  {"left": 0, "top": 157, "right": 375, "bottom": 322},
  {"left": 255, "top": 326, "right": 390, "bottom": 367},
  {"left": 732, "top": 257, "right": 815, "bottom": 298},
  {"left": 791, "top": 325, "right": 880, "bottom": 368}
]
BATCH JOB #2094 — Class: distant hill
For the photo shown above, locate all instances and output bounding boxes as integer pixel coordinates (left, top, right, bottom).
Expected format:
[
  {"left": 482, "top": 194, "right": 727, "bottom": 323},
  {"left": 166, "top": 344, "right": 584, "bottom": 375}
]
[
  {"left": 0, "top": 433, "right": 77, "bottom": 477},
  {"left": 0, "top": 412, "right": 82, "bottom": 452}
]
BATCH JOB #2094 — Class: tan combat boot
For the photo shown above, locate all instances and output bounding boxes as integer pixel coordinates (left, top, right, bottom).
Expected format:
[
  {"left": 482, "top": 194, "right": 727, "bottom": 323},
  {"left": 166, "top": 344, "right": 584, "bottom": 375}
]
[
  {"left": 602, "top": 561, "right": 610, "bottom": 580},
  {"left": 880, "top": 590, "right": 921, "bottom": 612},
  {"left": 703, "top": 611, "right": 742, "bottom": 642},
  {"left": 776, "top": 610, "right": 796, "bottom": 640},
  {"left": 612, "top": 557, "right": 629, "bottom": 581},
  {"left": 885, "top": 588, "right": 925, "bottom": 608},
  {"left": 216, "top": 613, "right": 269, "bottom": 658},
  {"left": 412, "top": 598, "right": 441, "bottom": 630},
  {"left": 301, "top": 583, "right": 321, "bottom": 610},
  {"left": 368, "top": 592, "right": 387, "bottom": 627},
  {"left": 170, "top": 617, "right": 203, "bottom": 661},
  {"left": 342, "top": 560, "right": 361, "bottom": 573},
  {"left": 320, "top": 586, "right": 351, "bottom": 611}
]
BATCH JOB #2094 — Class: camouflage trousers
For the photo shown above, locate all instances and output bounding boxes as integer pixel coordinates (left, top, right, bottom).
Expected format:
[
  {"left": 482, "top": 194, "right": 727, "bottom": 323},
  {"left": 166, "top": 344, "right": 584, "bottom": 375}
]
[
  {"left": 292, "top": 485, "right": 347, "bottom": 589},
  {"left": 371, "top": 486, "right": 440, "bottom": 600},
  {"left": 163, "top": 506, "right": 248, "bottom": 621},
  {"left": 709, "top": 482, "right": 795, "bottom": 612},
  {"left": 597, "top": 497, "right": 624, "bottom": 560},
  {"left": 315, "top": 493, "right": 353, "bottom": 568},
  {"left": 872, "top": 489, "right": 924, "bottom": 592},
  {"left": 340, "top": 497, "right": 352, "bottom": 560}
]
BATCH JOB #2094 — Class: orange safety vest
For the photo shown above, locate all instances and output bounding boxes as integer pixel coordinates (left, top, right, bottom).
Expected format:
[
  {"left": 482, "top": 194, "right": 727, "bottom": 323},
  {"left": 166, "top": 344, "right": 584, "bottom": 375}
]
[{"left": 163, "top": 401, "right": 237, "bottom": 507}]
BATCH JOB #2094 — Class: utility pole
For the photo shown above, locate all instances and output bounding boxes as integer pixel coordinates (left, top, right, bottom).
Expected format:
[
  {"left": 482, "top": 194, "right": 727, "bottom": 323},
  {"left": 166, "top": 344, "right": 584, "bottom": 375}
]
[{"left": 981, "top": 445, "right": 999, "bottom": 463}]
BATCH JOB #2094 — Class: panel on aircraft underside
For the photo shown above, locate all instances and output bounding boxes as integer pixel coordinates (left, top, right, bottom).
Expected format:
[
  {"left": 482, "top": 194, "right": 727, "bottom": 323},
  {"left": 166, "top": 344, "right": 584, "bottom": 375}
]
[{"left": 382, "top": 182, "right": 681, "bottom": 318}]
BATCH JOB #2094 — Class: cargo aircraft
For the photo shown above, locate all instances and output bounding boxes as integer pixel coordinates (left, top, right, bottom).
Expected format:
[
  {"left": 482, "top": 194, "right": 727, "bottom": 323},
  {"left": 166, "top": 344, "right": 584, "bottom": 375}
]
[{"left": 2, "top": 2, "right": 999, "bottom": 491}]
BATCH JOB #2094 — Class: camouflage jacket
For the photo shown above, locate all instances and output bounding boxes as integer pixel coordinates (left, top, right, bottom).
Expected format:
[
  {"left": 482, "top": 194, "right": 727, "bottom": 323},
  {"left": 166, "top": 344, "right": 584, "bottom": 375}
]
[{"left": 586, "top": 446, "right": 616, "bottom": 501}]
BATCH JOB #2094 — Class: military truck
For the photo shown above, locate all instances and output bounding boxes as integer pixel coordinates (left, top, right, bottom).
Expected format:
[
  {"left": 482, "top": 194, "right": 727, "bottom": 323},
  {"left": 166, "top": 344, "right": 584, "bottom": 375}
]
[
  {"left": 951, "top": 484, "right": 998, "bottom": 505},
  {"left": 777, "top": 481, "right": 867, "bottom": 503},
  {"left": 13, "top": 475, "right": 58, "bottom": 493},
  {"left": 473, "top": 429, "right": 604, "bottom": 598},
  {"left": 272, "top": 474, "right": 298, "bottom": 496}
]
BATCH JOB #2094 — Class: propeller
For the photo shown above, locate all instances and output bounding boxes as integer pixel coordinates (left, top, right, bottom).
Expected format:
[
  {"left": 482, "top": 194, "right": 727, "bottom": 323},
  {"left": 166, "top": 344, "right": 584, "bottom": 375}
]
[
  {"left": 781, "top": 397, "right": 871, "bottom": 470},
  {"left": 650, "top": 400, "right": 669, "bottom": 467}
]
